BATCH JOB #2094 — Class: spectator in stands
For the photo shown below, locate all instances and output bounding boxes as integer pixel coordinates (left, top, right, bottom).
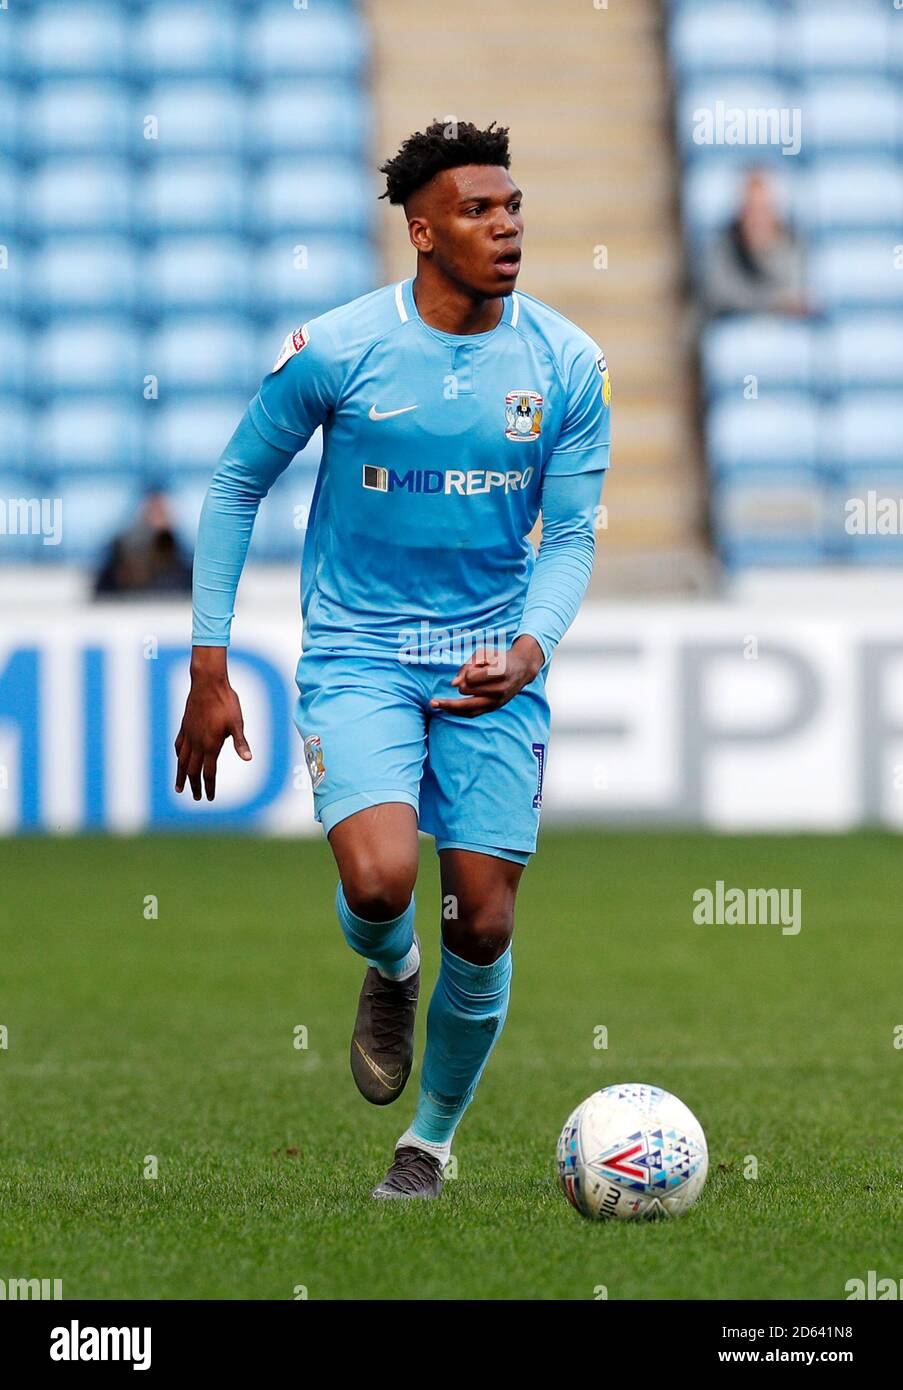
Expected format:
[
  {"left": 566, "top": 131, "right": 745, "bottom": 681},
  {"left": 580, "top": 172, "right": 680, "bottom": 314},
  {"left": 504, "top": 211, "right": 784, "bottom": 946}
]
[
  {"left": 95, "top": 491, "right": 192, "bottom": 597},
  {"left": 701, "top": 168, "right": 809, "bottom": 317}
]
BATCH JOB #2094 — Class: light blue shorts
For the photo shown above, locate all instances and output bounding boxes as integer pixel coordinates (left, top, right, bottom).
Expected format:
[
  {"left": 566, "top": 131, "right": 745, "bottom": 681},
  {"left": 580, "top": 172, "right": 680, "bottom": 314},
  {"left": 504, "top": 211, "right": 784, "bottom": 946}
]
[{"left": 294, "top": 650, "right": 551, "bottom": 865}]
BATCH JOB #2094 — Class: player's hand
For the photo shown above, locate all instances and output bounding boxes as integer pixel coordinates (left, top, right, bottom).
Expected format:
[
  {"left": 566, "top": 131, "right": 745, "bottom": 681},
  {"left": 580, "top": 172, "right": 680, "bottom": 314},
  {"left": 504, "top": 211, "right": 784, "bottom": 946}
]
[
  {"left": 430, "top": 636, "right": 545, "bottom": 718},
  {"left": 174, "top": 647, "right": 252, "bottom": 801}
]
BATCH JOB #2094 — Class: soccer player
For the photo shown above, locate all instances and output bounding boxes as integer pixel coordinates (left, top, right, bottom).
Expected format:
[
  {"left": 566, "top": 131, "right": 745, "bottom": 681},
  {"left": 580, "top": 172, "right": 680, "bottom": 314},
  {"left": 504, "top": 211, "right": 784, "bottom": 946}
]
[{"left": 175, "top": 121, "right": 611, "bottom": 1199}]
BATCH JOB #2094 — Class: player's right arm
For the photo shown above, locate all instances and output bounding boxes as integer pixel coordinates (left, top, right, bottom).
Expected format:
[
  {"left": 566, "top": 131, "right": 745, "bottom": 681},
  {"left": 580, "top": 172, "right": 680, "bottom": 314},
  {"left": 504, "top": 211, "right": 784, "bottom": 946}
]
[{"left": 175, "top": 322, "right": 339, "bottom": 801}]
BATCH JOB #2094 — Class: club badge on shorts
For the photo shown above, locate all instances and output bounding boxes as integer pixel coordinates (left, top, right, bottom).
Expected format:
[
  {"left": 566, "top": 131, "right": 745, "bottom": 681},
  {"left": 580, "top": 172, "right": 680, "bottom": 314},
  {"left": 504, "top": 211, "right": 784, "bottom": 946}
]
[
  {"left": 505, "top": 390, "right": 543, "bottom": 441},
  {"left": 303, "top": 734, "right": 326, "bottom": 789}
]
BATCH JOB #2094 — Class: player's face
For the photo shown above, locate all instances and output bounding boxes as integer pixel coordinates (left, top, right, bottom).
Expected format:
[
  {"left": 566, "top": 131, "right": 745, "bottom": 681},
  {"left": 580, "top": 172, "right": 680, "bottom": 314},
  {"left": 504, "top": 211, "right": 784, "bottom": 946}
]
[{"left": 408, "top": 165, "right": 524, "bottom": 297}]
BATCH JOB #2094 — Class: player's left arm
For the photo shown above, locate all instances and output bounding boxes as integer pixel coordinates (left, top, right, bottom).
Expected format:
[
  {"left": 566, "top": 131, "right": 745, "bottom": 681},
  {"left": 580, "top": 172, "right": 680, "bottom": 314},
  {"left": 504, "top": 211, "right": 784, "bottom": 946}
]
[{"left": 433, "top": 339, "right": 611, "bottom": 717}]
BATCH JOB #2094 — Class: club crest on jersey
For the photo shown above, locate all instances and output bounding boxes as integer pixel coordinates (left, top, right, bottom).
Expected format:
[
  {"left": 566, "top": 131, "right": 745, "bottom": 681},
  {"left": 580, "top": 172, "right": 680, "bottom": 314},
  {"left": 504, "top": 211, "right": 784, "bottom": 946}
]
[
  {"left": 505, "top": 390, "right": 543, "bottom": 441},
  {"left": 595, "top": 351, "right": 612, "bottom": 408},
  {"left": 303, "top": 734, "right": 325, "bottom": 789},
  {"left": 272, "top": 323, "right": 309, "bottom": 373}
]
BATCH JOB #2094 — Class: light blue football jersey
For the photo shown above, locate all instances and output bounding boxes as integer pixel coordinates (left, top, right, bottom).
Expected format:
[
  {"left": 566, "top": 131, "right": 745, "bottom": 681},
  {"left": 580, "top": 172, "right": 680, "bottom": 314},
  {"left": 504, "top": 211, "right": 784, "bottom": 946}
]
[{"left": 244, "top": 278, "right": 611, "bottom": 659}]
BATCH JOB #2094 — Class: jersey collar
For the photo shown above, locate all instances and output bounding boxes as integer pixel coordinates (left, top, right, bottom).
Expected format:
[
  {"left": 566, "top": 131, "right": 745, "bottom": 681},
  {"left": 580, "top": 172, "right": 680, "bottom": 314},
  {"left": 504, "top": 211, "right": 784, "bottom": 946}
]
[{"left": 396, "top": 278, "right": 518, "bottom": 341}]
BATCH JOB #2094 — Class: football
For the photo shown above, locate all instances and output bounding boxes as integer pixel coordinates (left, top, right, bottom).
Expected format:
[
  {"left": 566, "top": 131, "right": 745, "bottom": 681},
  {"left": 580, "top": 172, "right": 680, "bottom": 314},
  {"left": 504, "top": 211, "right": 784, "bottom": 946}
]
[{"left": 557, "top": 1083, "right": 708, "bottom": 1220}]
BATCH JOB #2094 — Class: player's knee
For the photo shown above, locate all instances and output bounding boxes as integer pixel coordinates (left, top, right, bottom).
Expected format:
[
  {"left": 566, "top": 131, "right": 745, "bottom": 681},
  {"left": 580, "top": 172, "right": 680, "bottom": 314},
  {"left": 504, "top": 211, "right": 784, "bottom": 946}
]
[
  {"left": 342, "top": 860, "right": 416, "bottom": 923},
  {"left": 444, "top": 902, "right": 514, "bottom": 964}
]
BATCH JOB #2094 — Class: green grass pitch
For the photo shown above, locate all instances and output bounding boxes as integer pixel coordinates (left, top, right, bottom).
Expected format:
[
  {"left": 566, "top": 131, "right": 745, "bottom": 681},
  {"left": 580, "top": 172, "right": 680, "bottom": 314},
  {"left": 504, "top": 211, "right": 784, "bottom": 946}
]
[{"left": 1, "top": 830, "right": 901, "bottom": 1300}]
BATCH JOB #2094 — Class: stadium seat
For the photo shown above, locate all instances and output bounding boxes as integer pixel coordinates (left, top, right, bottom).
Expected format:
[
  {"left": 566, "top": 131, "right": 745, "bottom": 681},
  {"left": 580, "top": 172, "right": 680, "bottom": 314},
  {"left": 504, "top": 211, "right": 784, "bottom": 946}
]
[
  {"left": 0, "top": 477, "right": 44, "bottom": 562},
  {"left": 250, "top": 461, "right": 320, "bottom": 562},
  {"left": 167, "top": 479, "right": 209, "bottom": 555},
  {"left": 831, "top": 466, "right": 903, "bottom": 564},
  {"left": 712, "top": 470, "right": 828, "bottom": 567},
  {"left": 676, "top": 80, "right": 793, "bottom": 163},
  {"left": 827, "top": 395, "right": 903, "bottom": 469},
  {"left": 145, "top": 317, "right": 258, "bottom": 393},
  {"left": 0, "top": 400, "right": 30, "bottom": 472},
  {"left": 802, "top": 161, "right": 903, "bottom": 234},
  {"left": 0, "top": 155, "right": 18, "bottom": 235},
  {"left": 145, "top": 397, "right": 249, "bottom": 476},
  {"left": 249, "top": 83, "right": 367, "bottom": 158},
  {"left": 136, "top": 158, "right": 245, "bottom": 236},
  {"left": 136, "top": 82, "right": 245, "bottom": 156},
  {"left": 253, "top": 235, "right": 377, "bottom": 319},
  {"left": 792, "top": 6, "right": 889, "bottom": 75},
  {"left": 26, "top": 82, "right": 132, "bottom": 157},
  {"left": 244, "top": 5, "right": 368, "bottom": 79},
  {"left": 0, "top": 323, "right": 26, "bottom": 395},
  {"left": 668, "top": 2, "right": 779, "bottom": 79},
  {"left": 810, "top": 237, "right": 903, "bottom": 311},
  {"left": 35, "top": 399, "right": 144, "bottom": 473},
  {"left": 0, "top": 80, "right": 19, "bottom": 158},
  {"left": 17, "top": 4, "right": 127, "bottom": 78},
  {"left": 25, "top": 158, "right": 131, "bottom": 234},
  {"left": 800, "top": 80, "right": 898, "bottom": 155},
  {"left": 130, "top": 2, "right": 239, "bottom": 78},
  {"left": 828, "top": 315, "right": 903, "bottom": 389},
  {"left": 706, "top": 396, "right": 822, "bottom": 475},
  {"left": 37, "top": 318, "right": 140, "bottom": 394},
  {"left": 50, "top": 475, "right": 143, "bottom": 563},
  {"left": 144, "top": 237, "right": 251, "bottom": 316},
  {"left": 701, "top": 316, "right": 818, "bottom": 397},
  {"left": 250, "top": 160, "right": 373, "bottom": 235},
  {"left": 28, "top": 237, "right": 137, "bottom": 315}
]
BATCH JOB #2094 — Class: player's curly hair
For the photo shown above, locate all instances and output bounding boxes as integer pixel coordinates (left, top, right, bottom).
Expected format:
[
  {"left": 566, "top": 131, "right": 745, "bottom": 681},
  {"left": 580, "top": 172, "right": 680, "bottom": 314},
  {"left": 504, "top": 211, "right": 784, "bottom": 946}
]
[{"left": 379, "top": 119, "right": 511, "bottom": 205}]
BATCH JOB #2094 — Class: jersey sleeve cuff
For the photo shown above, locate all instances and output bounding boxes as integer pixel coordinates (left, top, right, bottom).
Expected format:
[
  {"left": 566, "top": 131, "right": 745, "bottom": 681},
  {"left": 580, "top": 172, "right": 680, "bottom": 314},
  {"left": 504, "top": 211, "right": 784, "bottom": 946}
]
[{"left": 544, "top": 442, "right": 611, "bottom": 478}]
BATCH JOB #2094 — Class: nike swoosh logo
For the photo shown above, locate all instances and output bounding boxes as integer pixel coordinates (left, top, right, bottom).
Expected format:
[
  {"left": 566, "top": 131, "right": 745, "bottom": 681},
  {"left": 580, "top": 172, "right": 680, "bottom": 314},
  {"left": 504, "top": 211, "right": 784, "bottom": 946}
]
[
  {"left": 368, "top": 404, "right": 418, "bottom": 421},
  {"left": 354, "top": 1040, "right": 404, "bottom": 1089}
]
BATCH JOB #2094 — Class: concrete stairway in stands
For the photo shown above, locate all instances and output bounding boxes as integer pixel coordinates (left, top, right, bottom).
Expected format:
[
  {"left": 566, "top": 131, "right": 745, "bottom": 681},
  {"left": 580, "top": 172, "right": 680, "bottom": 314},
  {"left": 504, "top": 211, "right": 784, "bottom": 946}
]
[{"left": 367, "top": 0, "right": 710, "bottom": 594}]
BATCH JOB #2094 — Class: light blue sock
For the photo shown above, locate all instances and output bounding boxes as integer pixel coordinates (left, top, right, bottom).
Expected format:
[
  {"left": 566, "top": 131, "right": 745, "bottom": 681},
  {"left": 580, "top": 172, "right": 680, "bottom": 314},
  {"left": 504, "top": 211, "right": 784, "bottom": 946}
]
[
  {"left": 407, "top": 941, "right": 512, "bottom": 1150},
  {"left": 335, "top": 883, "right": 417, "bottom": 978}
]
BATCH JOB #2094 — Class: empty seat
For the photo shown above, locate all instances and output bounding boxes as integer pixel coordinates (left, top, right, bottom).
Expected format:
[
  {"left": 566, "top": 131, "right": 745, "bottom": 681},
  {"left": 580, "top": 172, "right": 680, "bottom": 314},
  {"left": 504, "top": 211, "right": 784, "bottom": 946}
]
[
  {"left": 145, "top": 396, "right": 250, "bottom": 474},
  {"left": 793, "top": 6, "right": 889, "bottom": 75},
  {"left": 137, "top": 82, "right": 245, "bottom": 156},
  {"left": 144, "top": 236, "right": 251, "bottom": 315},
  {"left": 253, "top": 235, "right": 377, "bottom": 318},
  {"left": 701, "top": 315, "right": 818, "bottom": 396},
  {"left": 28, "top": 237, "right": 137, "bottom": 314},
  {"left": 250, "top": 463, "right": 319, "bottom": 561},
  {"left": 0, "top": 323, "right": 26, "bottom": 394},
  {"left": 800, "top": 80, "right": 898, "bottom": 154},
  {"left": 828, "top": 314, "right": 903, "bottom": 389},
  {"left": 244, "top": 6, "right": 367, "bottom": 79},
  {"left": 0, "top": 156, "right": 18, "bottom": 235},
  {"left": 35, "top": 399, "right": 144, "bottom": 472},
  {"left": 803, "top": 160, "right": 903, "bottom": 233},
  {"left": 669, "top": 2, "right": 779, "bottom": 79},
  {"left": 26, "top": 81, "right": 131, "bottom": 156},
  {"left": 250, "top": 160, "right": 372, "bottom": 234},
  {"left": 18, "top": 4, "right": 127, "bottom": 78},
  {"left": 50, "top": 475, "right": 143, "bottom": 562},
  {"left": 706, "top": 396, "right": 822, "bottom": 474},
  {"left": 827, "top": 394, "right": 903, "bottom": 468},
  {"left": 811, "top": 236, "right": 903, "bottom": 311},
  {"left": 249, "top": 83, "right": 366, "bottom": 157},
  {"left": 136, "top": 158, "right": 245, "bottom": 235},
  {"left": 676, "top": 79, "right": 796, "bottom": 163},
  {"left": 37, "top": 318, "right": 140, "bottom": 394},
  {"left": 26, "top": 158, "right": 131, "bottom": 234},
  {"left": 0, "top": 81, "right": 19, "bottom": 158},
  {"left": 145, "top": 316, "right": 258, "bottom": 393},
  {"left": 0, "top": 399, "right": 30, "bottom": 471},
  {"left": 712, "top": 470, "right": 828, "bottom": 567},
  {"left": 131, "top": 3, "right": 239, "bottom": 78}
]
